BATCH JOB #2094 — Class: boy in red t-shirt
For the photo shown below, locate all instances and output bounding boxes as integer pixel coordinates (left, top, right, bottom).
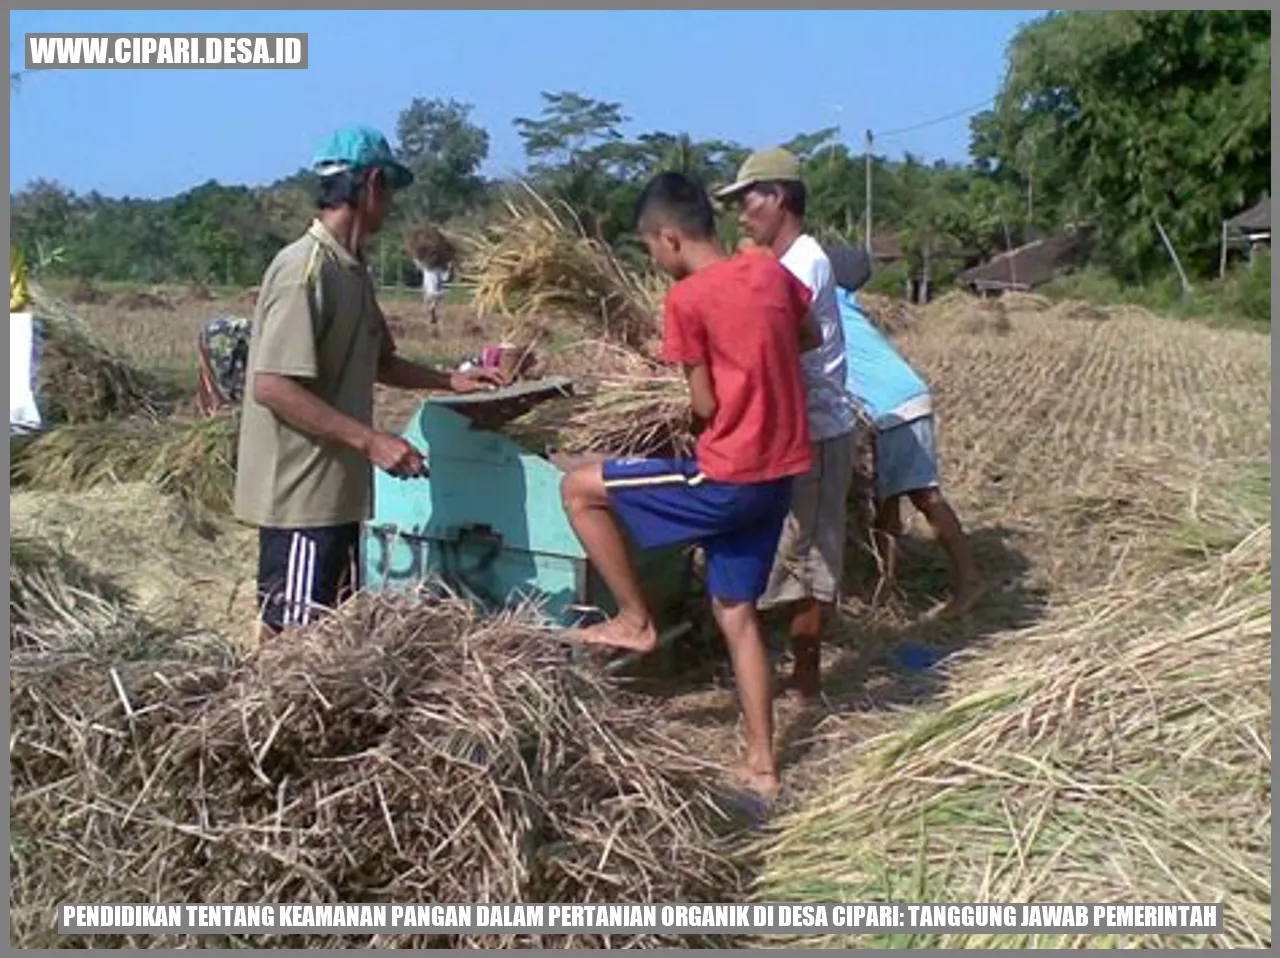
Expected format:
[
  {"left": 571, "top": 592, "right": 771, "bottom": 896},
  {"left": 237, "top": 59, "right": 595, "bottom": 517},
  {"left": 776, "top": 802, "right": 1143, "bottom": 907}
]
[{"left": 560, "top": 171, "right": 821, "bottom": 797}]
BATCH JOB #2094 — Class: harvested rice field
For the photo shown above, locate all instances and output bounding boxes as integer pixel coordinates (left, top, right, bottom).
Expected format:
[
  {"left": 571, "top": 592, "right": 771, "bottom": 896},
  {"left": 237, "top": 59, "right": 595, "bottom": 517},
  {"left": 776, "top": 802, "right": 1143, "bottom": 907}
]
[{"left": 9, "top": 280, "right": 1272, "bottom": 948}]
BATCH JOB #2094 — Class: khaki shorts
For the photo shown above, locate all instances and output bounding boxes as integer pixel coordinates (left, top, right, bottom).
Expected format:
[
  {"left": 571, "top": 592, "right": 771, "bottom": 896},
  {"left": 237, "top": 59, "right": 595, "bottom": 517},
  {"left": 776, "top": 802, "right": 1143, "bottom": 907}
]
[{"left": 757, "top": 429, "right": 857, "bottom": 608}]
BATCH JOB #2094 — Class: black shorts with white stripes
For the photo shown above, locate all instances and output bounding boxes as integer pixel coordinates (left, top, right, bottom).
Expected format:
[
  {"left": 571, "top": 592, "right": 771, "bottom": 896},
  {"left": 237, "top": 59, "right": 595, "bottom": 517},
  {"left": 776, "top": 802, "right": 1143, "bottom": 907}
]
[{"left": 257, "top": 523, "right": 362, "bottom": 632}]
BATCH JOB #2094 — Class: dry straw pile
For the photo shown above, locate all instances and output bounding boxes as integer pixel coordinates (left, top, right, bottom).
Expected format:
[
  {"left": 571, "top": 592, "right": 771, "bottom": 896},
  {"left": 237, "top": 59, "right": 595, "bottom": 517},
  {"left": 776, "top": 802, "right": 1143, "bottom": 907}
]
[
  {"left": 11, "top": 414, "right": 240, "bottom": 515},
  {"left": 753, "top": 524, "right": 1272, "bottom": 948},
  {"left": 857, "top": 292, "right": 916, "bottom": 335},
  {"left": 11, "top": 483, "right": 259, "bottom": 638},
  {"left": 27, "top": 284, "right": 163, "bottom": 424},
  {"left": 11, "top": 567, "right": 747, "bottom": 948}
]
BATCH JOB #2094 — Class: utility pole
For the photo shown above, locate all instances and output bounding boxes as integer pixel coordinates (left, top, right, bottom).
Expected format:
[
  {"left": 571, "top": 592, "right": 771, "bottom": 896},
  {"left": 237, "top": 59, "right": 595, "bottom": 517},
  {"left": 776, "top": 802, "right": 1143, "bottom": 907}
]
[{"left": 864, "top": 129, "right": 874, "bottom": 257}]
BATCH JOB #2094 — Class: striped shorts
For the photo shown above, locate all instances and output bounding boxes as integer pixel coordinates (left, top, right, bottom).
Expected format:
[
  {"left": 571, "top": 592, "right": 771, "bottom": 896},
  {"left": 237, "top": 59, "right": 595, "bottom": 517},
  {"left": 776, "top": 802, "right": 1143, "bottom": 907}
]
[{"left": 257, "top": 523, "right": 361, "bottom": 631}]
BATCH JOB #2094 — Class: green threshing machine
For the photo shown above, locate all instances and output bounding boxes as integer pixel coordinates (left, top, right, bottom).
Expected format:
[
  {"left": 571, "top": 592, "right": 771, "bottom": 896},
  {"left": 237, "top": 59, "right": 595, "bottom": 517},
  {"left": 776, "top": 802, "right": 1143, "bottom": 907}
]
[{"left": 359, "top": 377, "right": 695, "bottom": 650}]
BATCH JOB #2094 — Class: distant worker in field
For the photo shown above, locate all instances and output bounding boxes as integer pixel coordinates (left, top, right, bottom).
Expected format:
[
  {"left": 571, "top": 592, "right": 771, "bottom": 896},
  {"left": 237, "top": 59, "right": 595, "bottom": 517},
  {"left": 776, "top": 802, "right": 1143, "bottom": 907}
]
[
  {"left": 716, "top": 147, "right": 858, "bottom": 704},
  {"left": 195, "top": 314, "right": 253, "bottom": 416},
  {"left": 234, "top": 124, "right": 505, "bottom": 638},
  {"left": 560, "top": 171, "right": 822, "bottom": 798},
  {"left": 826, "top": 243, "right": 984, "bottom": 619},
  {"left": 413, "top": 256, "right": 451, "bottom": 330},
  {"left": 410, "top": 226, "right": 456, "bottom": 333}
]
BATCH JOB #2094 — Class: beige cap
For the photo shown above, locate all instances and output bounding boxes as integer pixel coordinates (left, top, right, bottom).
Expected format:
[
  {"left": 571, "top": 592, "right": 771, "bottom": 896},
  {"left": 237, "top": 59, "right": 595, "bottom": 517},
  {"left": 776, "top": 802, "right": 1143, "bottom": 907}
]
[{"left": 714, "top": 147, "right": 802, "bottom": 200}]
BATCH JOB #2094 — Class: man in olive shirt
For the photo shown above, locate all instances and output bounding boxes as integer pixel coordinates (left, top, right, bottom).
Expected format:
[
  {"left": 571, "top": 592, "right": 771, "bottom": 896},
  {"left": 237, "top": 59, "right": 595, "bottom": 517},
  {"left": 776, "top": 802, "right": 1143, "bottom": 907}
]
[{"left": 235, "top": 124, "right": 504, "bottom": 634}]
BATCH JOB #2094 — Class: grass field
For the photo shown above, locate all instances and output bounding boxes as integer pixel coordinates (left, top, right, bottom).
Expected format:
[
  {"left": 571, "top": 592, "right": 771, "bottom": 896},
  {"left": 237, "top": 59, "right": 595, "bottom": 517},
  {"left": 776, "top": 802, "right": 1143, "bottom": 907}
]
[{"left": 10, "top": 279, "right": 1272, "bottom": 946}]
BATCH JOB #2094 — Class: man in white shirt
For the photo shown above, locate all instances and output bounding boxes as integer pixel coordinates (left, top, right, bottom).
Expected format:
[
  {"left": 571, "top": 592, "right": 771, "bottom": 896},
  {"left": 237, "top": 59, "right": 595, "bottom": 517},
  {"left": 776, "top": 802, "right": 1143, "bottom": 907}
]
[{"left": 716, "top": 147, "right": 859, "bottom": 704}]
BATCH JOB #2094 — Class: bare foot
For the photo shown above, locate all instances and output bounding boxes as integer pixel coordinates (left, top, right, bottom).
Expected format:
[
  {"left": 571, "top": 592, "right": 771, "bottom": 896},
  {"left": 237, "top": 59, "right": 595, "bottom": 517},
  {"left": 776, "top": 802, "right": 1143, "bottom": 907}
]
[
  {"left": 570, "top": 615, "right": 658, "bottom": 653},
  {"left": 732, "top": 763, "right": 780, "bottom": 801},
  {"left": 930, "top": 580, "right": 987, "bottom": 620}
]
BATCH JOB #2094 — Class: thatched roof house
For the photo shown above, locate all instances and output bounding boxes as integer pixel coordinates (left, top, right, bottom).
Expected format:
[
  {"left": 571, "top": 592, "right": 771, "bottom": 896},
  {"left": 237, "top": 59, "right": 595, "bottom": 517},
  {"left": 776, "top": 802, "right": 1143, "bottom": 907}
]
[
  {"left": 1226, "top": 195, "right": 1270, "bottom": 245},
  {"left": 956, "top": 229, "right": 1091, "bottom": 295},
  {"left": 870, "top": 233, "right": 904, "bottom": 264}
]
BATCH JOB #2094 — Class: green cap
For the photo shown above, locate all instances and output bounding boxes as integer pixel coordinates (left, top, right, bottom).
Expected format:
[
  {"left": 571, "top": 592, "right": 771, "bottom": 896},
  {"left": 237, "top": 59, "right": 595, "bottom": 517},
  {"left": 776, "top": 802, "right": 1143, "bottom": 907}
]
[
  {"left": 311, "top": 124, "right": 414, "bottom": 190},
  {"left": 714, "top": 147, "right": 802, "bottom": 201}
]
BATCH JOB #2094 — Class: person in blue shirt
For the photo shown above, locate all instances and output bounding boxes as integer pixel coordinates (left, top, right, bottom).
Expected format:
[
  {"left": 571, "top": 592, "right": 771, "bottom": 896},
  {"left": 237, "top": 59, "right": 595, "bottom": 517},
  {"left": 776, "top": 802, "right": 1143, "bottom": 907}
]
[{"left": 826, "top": 245, "right": 983, "bottom": 619}]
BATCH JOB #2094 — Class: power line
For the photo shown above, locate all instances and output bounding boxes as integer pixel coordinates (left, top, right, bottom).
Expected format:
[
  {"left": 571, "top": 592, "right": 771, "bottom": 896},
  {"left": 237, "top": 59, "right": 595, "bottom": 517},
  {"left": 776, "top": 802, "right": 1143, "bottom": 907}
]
[{"left": 873, "top": 96, "right": 997, "bottom": 141}]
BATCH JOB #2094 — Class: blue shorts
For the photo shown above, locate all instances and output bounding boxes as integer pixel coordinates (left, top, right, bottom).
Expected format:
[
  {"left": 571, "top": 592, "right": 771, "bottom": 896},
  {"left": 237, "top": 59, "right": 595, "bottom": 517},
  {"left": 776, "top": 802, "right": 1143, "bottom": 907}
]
[
  {"left": 602, "top": 458, "right": 793, "bottom": 603},
  {"left": 875, "top": 415, "right": 940, "bottom": 502}
]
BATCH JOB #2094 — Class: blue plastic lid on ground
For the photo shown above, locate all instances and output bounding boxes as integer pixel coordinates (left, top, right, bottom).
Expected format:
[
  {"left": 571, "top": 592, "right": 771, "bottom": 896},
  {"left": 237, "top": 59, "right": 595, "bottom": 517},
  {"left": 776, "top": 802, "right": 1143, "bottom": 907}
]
[{"left": 890, "top": 643, "right": 942, "bottom": 672}]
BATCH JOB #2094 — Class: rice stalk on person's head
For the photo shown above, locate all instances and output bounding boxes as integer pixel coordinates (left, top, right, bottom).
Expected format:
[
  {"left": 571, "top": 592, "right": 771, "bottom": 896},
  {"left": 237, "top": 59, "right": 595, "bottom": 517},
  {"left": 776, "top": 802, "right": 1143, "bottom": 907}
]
[
  {"left": 11, "top": 593, "right": 748, "bottom": 948},
  {"left": 10, "top": 414, "right": 239, "bottom": 515},
  {"left": 406, "top": 224, "right": 458, "bottom": 270},
  {"left": 466, "top": 182, "right": 667, "bottom": 350},
  {"left": 26, "top": 284, "right": 165, "bottom": 423},
  {"left": 504, "top": 373, "right": 694, "bottom": 459},
  {"left": 751, "top": 525, "right": 1272, "bottom": 949}
]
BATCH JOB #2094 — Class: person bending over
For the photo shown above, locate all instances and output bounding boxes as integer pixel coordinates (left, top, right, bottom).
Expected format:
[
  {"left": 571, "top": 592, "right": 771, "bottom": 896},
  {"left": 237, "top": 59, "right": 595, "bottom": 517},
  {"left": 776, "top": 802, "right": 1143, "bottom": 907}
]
[{"left": 827, "top": 243, "right": 983, "bottom": 619}]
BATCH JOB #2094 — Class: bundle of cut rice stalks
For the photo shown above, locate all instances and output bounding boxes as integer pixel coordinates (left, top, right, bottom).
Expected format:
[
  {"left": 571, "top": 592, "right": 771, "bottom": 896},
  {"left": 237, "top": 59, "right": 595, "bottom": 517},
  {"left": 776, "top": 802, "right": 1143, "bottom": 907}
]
[
  {"left": 11, "top": 593, "right": 748, "bottom": 949},
  {"left": 10, "top": 534, "right": 135, "bottom": 653},
  {"left": 11, "top": 414, "right": 239, "bottom": 515},
  {"left": 467, "top": 183, "right": 667, "bottom": 351},
  {"left": 27, "top": 284, "right": 164, "bottom": 423},
  {"left": 505, "top": 373, "right": 694, "bottom": 459},
  {"left": 406, "top": 224, "right": 458, "bottom": 270},
  {"left": 752, "top": 524, "right": 1272, "bottom": 949}
]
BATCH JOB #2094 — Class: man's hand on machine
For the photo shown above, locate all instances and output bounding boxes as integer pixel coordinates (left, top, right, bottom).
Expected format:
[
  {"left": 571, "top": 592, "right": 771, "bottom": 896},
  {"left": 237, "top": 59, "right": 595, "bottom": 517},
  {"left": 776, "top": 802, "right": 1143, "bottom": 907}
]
[
  {"left": 364, "top": 431, "right": 429, "bottom": 479},
  {"left": 449, "top": 368, "right": 508, "bottom": 393}
]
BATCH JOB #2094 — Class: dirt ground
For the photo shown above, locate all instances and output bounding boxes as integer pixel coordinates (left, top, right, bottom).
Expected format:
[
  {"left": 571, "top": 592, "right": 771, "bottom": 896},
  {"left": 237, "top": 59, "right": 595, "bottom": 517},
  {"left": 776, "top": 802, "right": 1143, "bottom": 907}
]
[{"left": 24, "top": 285, "right": 1273, "bottom": 800}]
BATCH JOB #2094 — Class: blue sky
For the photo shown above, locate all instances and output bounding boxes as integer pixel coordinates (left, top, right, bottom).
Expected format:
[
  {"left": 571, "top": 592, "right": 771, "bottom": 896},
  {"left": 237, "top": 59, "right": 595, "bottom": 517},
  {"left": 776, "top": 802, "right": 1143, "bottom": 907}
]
[{"left": 10, "top": 9, "right": 1040, "bottom": 199}]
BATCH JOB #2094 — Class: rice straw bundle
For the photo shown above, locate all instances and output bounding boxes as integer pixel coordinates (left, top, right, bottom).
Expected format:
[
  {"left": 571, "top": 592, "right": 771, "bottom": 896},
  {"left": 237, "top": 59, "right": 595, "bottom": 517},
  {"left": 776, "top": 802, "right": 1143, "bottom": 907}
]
[
  {"left": 406, "top": 224, "right": 458, "bottom": 270},
  {"left": 27, "top": 284, "right": 164, "bottom": 424},
  {"left": 753, "top": 525, "right": 1273, "bottom": 949},
  {"left": 466, "top": 183, "right": 667, "bottom": 350},
  {"left": 505, "top": 374, "right": 693, "bottom": 458},
  {"left": 10, "top": 534, "right": 136, "bottom": 653},
  {"left": 11, "top": 592, "right": 747, "bottom": 948},
  {"left": 11, "top": 414, "right": 239, "bottom": 515}
]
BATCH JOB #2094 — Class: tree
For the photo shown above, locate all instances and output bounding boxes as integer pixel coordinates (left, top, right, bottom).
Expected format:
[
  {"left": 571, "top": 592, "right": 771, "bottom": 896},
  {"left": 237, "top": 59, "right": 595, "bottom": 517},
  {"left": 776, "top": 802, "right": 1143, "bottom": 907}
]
[
  {"left": 513, "top": 91, "right": 628, "bottom": 170},
  {"left": 394, "top": 97, "right": 491, "bottom": 222},
  {"left": 11, "top": 180, "right": 75, "bottom": 259},
  {"left": 986, "top": 10, "right": 1271, "bottom": 280},
  {"left": 511, "top": 91, "right": 635, "bottom": 239},
  {"left": 782, "top": 126, "right": 841, "bottom": 164}
]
